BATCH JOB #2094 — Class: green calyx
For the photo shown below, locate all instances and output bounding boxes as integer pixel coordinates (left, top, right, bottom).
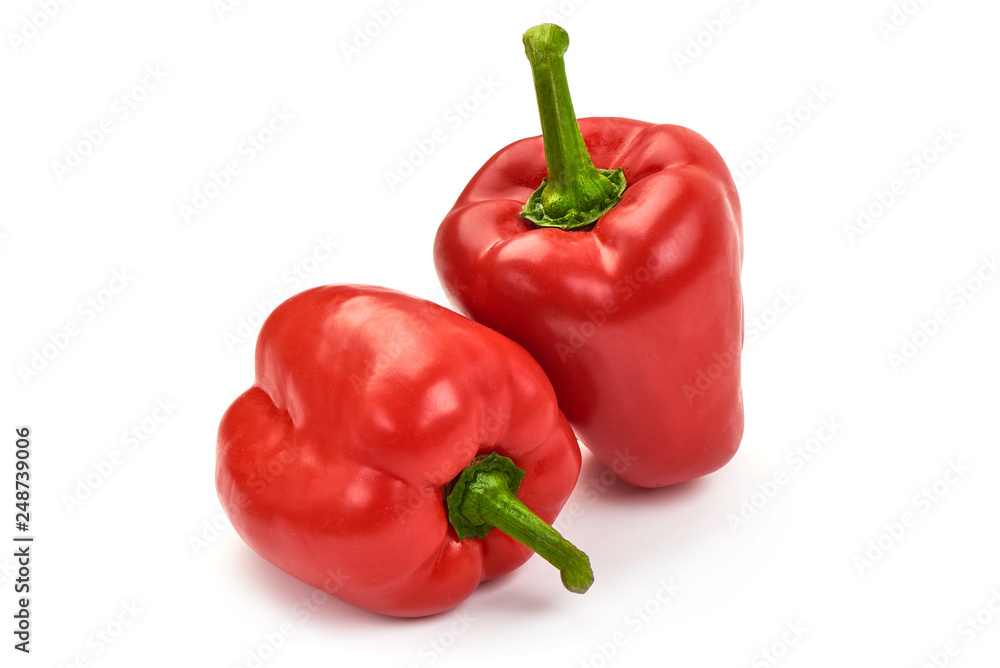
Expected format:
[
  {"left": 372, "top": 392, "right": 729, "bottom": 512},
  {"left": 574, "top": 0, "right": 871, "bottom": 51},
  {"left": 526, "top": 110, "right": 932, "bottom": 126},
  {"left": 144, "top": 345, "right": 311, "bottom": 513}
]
[
  {"left": 520, "top": 23, "right": 626, "bottom": 230},
  {"left": 446, "top": 453, "right": 594, "bottom": 594},
  {"left": 522, "top": 168, "right": 627, "bottom": 230}
]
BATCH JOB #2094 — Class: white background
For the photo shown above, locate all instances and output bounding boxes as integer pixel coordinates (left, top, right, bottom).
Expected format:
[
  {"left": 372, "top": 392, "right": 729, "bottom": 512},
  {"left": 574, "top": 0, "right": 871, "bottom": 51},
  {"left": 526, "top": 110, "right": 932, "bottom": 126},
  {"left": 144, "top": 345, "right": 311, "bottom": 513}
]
[{"left": 3, "top": 0, "right": 999, "bottom": 666}]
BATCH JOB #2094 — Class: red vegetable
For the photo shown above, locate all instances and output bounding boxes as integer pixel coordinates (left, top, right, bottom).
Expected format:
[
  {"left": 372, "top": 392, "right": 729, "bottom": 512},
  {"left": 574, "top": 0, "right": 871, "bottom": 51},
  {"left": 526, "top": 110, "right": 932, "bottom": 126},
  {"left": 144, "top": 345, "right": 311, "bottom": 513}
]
[
  {"left": 434, "top": 24, "right": 744, "bottom": 488},
  {"left": 216, "top": 285, "right": 592, "bottom": 617}
]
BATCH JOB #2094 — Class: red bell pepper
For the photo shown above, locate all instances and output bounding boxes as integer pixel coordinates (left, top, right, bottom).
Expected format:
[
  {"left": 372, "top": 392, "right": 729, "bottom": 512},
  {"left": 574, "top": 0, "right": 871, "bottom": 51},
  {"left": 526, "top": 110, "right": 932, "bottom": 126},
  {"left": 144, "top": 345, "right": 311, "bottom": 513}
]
[
  {"left": 434, "top": 24, "right": 744, "bottom": 488},
  {"left": 216, "top": 284, "right": 592, "bottom": 617}
]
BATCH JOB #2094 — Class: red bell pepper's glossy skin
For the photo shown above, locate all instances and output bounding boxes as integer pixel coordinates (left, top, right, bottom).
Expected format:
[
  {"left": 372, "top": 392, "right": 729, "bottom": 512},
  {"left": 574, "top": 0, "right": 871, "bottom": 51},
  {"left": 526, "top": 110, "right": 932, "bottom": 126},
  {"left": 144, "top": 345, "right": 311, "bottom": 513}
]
[
  {"left": 434, "top": 116, "right": 744, "bottom": 488},
  {"left": 216, "top": 285, "right": 582, "bottom": 617}
]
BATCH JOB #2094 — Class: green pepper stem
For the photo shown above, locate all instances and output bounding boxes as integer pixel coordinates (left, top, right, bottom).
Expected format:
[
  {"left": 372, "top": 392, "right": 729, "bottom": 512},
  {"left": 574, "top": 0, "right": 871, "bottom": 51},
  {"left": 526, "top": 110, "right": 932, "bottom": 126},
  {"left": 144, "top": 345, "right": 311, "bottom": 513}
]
[
  {"left": 446, "top": 453, "right": 593, "bottom": 594},
  {"left": 520, "top": 23, "right": 625, "bottom": 230}
]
